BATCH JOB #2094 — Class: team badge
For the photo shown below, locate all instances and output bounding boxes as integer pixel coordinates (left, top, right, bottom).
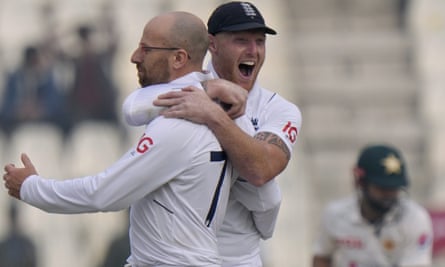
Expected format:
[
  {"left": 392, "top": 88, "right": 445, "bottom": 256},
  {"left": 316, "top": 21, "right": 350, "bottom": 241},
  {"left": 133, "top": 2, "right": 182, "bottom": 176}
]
[
  {"left": 382, "top": 238, "right": 395, "bottom": 251},
  {"left": 250, "top": 117, "right": 259, "bottom": 131},
  {"left": 241, "top": 2, "right": 257, "bottom": 18},
  {"left": 381, "top": 154, "right": 401, "bottom": 175},
  {"left": 417, "top": 233, "right": 431, "bottom": 250}
]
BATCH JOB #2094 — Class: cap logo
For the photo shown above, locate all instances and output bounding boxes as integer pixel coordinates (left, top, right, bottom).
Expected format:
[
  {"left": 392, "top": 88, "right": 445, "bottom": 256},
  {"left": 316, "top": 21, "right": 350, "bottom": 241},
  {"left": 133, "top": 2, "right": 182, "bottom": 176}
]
[
  {"left": 241, "top": 2, "right": 257, "bottom": 18},
  {"left": 381, "top": 154, "right": 401, "bottom": 175}
]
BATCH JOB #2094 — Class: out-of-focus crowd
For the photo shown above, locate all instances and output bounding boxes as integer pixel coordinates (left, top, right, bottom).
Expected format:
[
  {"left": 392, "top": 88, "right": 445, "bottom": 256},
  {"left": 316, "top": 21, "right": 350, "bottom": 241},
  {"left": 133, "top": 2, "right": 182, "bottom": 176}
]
[{"left": 0, "top": 2, "right": 121, "bottom": 141}]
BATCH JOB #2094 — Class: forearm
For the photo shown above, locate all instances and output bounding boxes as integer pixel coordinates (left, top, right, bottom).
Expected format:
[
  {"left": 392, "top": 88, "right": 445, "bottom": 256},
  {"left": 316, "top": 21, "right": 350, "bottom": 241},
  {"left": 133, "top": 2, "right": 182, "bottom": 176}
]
[
  {"left": 20, "top": 150, "right": 157, "bottom": 213},
  {"left": 206, "top": 111, "right": 287, "bottom": 186},
  {"left": 20, "top": 175, "right": 116, "bottom": 214}
]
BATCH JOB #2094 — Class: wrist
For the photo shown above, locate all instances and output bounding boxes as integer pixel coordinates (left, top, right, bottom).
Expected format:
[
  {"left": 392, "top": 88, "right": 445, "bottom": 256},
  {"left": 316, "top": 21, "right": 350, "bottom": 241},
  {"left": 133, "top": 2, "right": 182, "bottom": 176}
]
[{"left": 206, "top": 105, "right": 232, "bottom": 129}]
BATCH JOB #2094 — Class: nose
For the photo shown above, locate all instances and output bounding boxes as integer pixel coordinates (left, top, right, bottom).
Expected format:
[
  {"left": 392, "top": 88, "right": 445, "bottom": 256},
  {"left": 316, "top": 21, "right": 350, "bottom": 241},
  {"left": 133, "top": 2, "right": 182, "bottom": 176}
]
[
  {"left": 246, "top": 40, "right": 259, "bottom": 55},
  {"left": 130, "top": 48, "right": 142, "bottom": 64}
]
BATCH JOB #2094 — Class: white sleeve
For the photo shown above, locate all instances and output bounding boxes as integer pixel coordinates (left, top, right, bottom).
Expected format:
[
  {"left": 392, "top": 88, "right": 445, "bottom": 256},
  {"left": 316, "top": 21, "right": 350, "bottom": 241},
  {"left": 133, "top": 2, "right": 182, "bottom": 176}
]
[
  {"left": 122, "top": 83, "right": 201, "bottom": 126},
  {"left": 398, "top": 205, "right": 433, "bottom": 267},
  {"left": 230, "top": 179, "right": 281, "bottom": 239},
  {"left": 234, "top": 115, "right": 255, "bottom": 136},
  {"left": 122, "top": 87, "right": 164, "bottom": 126},
  {"left": 257, "top": 95, "right": 302, "bottom": 157},
  {"left": 20, "top": 118, "right": 192, "bottom": 214},
  {"left": 228, "top": 115, "right": 275, "bottom": 239},
  {"left": 312, "top": 206, "right": 336, "bottom": 257}
]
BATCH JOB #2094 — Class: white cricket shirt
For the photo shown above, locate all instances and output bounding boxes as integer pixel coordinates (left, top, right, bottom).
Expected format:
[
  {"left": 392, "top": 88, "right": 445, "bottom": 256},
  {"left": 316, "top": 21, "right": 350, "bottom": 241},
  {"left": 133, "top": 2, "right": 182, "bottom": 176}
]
[
  {"left": 207, "top": 63, "right": 302, "bottom": 266},
  {"left": 121, "top": 64, "right": 302, "bottom": 266},
  {"left": 313, "top": 195, "right": 433, "bottom": 267},
  {"left": 20, "top": 72, "right": 241, "bottom": 267}
]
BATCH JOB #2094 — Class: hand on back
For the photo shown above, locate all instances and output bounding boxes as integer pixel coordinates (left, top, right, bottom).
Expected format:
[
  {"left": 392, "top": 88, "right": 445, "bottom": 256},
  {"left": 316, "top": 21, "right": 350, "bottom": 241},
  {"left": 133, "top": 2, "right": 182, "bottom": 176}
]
[
  {"left": 204, "top": 79, "right": 247, "bottom": 119},
  {"left": 154, "top": 79, "right": 247, "bottom": 124}
]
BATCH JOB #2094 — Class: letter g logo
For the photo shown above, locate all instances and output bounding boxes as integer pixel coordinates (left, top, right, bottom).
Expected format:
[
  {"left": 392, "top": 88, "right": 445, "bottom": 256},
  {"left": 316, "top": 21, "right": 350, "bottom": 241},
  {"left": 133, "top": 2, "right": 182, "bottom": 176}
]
[{"left": 137, "top": 134, "right": 154, "bottom": 153}]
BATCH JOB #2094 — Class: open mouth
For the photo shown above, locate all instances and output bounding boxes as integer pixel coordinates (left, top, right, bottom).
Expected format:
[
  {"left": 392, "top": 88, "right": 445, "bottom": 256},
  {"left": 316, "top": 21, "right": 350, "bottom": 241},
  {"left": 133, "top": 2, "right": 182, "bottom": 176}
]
[{"left": 239, "top": 61, "right": 255, "bottom": 77}]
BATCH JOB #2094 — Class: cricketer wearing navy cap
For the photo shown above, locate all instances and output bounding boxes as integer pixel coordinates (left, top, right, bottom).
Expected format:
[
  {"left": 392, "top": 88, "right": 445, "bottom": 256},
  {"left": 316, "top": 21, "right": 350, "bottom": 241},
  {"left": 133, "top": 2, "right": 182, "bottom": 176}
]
[
  {"left": 357, "top": 144, "right": 409, "bottom": 188},
  {"left": 207, "top": 1, "right": 277, "bottom": 35},
  {"left": 353, "top": 144, "right": 410, "bottom": 216},
  {"left": 125, "top": 2, "right": 302, "bottom": 266},
  {"left": 313, "top": 143, "right": 433, "bottom": 267}
]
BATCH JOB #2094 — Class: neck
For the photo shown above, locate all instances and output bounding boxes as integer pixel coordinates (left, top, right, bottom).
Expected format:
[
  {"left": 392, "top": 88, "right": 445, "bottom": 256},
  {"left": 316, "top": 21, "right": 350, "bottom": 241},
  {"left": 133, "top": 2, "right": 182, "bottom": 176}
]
[
  {"left": 173, "top": 66, "right": 201, "bottom": 80},
  {"left": 360, "top": 198, "right": 385, "bottom": 224}
]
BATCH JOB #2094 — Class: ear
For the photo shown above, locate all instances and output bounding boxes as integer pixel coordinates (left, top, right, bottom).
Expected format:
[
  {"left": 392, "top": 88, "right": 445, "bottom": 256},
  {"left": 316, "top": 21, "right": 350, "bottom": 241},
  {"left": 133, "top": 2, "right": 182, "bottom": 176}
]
[
  {"left": 353, "top": 166, "right": 365, "bottom": 188},
  {"left": 171, "top": 49, "right": 189, "bottom": 69},
  {"left": 208, "top": 34, "right": 217, "bottom": 53}
]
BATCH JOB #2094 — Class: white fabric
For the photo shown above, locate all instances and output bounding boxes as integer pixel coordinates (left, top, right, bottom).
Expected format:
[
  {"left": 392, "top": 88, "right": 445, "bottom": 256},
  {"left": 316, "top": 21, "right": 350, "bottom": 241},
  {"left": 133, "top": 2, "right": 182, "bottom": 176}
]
[
  {"left": 122, "top": 71, "right": 211, "bottom": 126},
  {"left": 313, "top": 195, "right": 433, "bottom": 267},
  {"left": 208, "top": 63, "right": 302, "bottom": 266},
  {"left": 120, "top": 64, "right": 302, "bottom": 266},
  {"left": 20, "top": 72, "right": 241, "bottom": 267}
]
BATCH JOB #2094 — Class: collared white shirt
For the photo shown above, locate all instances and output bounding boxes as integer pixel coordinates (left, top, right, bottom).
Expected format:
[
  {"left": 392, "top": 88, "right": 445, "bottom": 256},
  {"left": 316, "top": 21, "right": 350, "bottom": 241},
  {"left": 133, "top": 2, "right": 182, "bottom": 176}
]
[
  {"left": 21, "top": 71, "right": 243, "bottom": 266},
  {"left": 121, "top": 66, "right": 303, "bottom": 266},
  {"left": 207, "top": 63, "right": 302, "bottom": 266},
  {"left": 313, "top": 195, "right": 433, "bottom": 267}
]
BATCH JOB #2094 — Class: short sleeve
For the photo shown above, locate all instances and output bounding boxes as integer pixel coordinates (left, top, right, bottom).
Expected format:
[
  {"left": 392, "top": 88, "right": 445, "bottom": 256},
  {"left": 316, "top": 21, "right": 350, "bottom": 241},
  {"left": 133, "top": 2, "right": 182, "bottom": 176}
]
[
  {"left": 398, "top": 205, "right": 433, "bottom": 266},
  {"left": 313, "top": 206, "right": 336, "bottom": 257}
]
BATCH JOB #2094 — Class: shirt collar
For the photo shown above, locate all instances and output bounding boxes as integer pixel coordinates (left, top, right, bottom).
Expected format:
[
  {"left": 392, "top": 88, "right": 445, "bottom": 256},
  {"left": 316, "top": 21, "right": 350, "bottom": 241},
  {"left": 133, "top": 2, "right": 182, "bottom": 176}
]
[
  {"left": 170, "top": 71, "right": 214, "bottom": 85},
  {"left": 351, "top": 194, "right": 404, "bottom": 225}
]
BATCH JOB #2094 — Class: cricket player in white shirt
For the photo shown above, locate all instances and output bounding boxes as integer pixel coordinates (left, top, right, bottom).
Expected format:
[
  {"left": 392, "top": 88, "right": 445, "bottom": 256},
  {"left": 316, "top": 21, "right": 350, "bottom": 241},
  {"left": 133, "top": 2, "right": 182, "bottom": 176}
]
[
  {"left": 3, "top": 11, "right": 251, "bottom": 267},
  {"left": 122, "top": 67, "right": 287, "bottom": 266},
  {"left": 123, "top": 2, "right": 303, "bottom": 266},
  {"left": 312, "top": 144, "right": 433, "bottom": 267}
]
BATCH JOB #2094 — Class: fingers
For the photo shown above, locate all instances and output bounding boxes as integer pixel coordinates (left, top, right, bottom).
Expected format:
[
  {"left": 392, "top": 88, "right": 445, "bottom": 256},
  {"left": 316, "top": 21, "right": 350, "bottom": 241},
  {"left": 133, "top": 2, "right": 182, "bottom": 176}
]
[
  {"left": 3, "top": 173, "right": 8, "bottom": 186},
  {"left": 154, "top": 91, "right": 189, "bottom": 107},
  {"left": 2, "top": 154, "right": 33, "bottom": 200},
  {"left": 3, "top": 171, "right": 21, "bottom": 200},
  {"left": 21, "top": 153, "right": 32, "bottom": 168},
  {"left": 4, "top": 163, "right": 15, "bottom": 172},
  {"left": 157, "top": 90, "right": 187, "bottom": 100},
  {"left": 158, "top": 105, "right": 187, "bottom": 118},
  {"left": 181, "top": 86, "right": 200, "bottom": 92},
  {"left": 154, "top": 88, "right": 208, "bottom": 108},
  {"left": 21, "top": 153, "right": 37, "bottom": 174},
  {"left": 157, "top": 86, "right": 204, "bottom": 99},
  {"left": 226, "top": 107, "right": 245, "bottom": 119},
  {"left": 153, "top": 97, "right": 182, "bottom": 107},
  {"left": 7, "top": 187, "right": 20, "bottom": 199}
]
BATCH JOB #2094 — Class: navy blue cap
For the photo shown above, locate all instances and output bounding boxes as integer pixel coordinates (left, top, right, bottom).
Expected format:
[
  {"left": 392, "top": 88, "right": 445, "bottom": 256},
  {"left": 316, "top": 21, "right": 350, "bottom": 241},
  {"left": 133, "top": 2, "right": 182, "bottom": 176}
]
[
  {"left": 208, "top": 1, "right": 277, "bottom": 35},
  {"left": 357, "top": 144, "right": 409, "bottom": 188}
]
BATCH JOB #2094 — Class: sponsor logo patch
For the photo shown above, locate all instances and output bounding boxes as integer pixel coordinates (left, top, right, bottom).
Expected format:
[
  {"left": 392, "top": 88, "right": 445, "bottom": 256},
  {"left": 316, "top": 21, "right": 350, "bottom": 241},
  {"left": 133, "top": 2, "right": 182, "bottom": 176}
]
[
  {"left": 336, "top": 237, "right": 363, "bottom": 249},
  {"left": 417, "top": 233, "right": 431, "bottom": 250},
  {"left": 282, "top": 121, "right": 298, "bottom": 143},
  {"left": 136, "top": 133, "right": 154, "bottom": 153}
]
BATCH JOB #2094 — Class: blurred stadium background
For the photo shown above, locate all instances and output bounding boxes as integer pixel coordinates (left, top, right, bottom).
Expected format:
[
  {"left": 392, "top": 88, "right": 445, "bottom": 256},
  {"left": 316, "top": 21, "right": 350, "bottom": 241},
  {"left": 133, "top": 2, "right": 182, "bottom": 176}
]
[{"left": 0, "top": 0, "right": 444, "bottom": 266}]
